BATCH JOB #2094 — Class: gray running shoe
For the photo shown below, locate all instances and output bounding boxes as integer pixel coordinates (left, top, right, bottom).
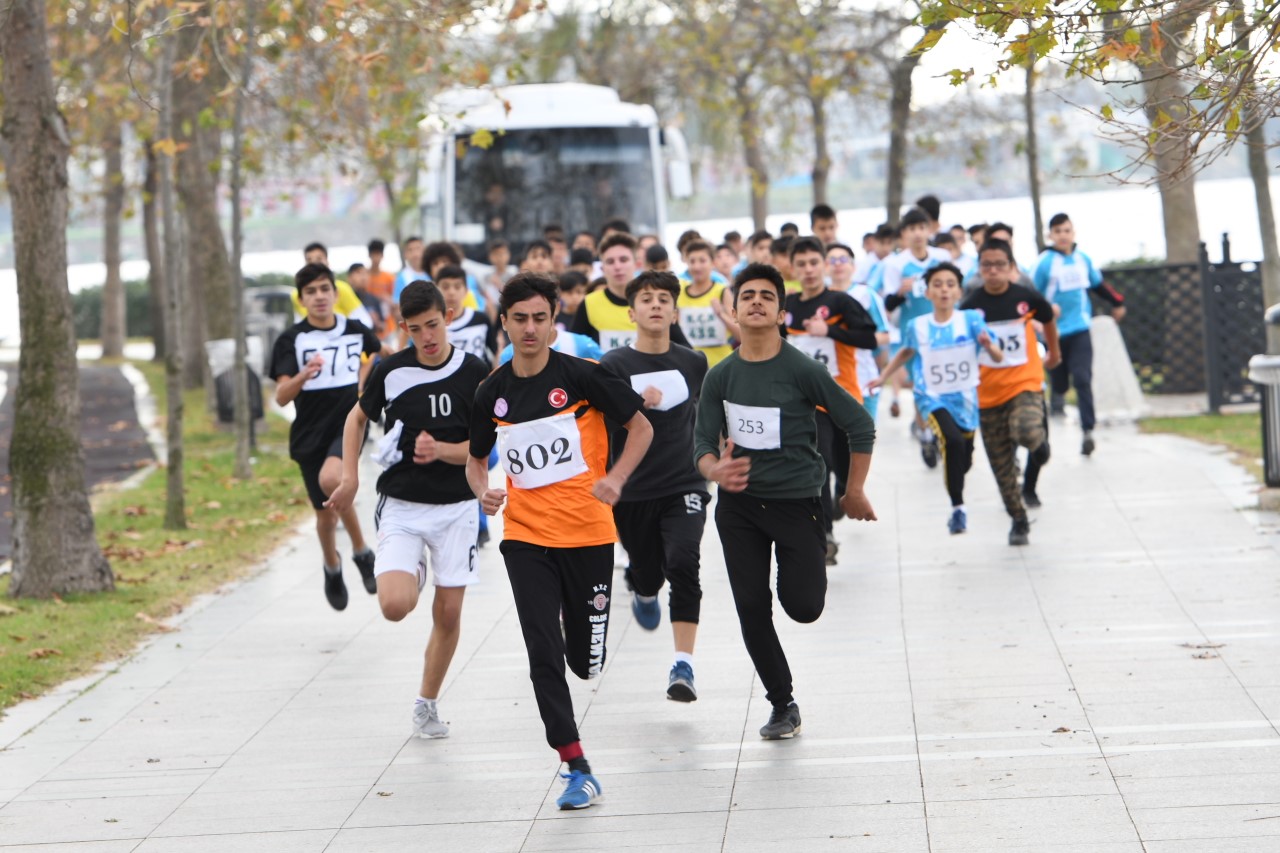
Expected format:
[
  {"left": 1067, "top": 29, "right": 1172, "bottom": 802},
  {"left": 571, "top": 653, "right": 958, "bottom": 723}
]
[
  {"left": 760, "top": 702, "right": 802, "bottom": 739},
  {"left": 412, "top": 701, "right": 450, "bottom": 739}
]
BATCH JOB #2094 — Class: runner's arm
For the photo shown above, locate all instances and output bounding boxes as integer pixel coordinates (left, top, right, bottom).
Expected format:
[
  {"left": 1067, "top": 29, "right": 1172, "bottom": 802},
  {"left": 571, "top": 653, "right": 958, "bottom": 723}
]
[{"left": 324, "top": 403, "right": 369, "bottom": 512}]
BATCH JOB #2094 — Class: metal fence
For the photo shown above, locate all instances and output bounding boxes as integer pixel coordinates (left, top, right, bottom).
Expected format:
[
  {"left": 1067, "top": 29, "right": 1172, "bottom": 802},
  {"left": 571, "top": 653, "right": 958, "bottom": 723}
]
[{"left": 1101, "top": 237, "right": 1267, "bottom": 411}]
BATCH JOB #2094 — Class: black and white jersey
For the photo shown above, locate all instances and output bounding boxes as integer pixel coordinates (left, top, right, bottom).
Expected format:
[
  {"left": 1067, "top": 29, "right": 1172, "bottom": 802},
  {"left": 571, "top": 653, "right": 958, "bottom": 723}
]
[
  {"left": 598, "top": 344, "right": 708, "bottom": 502},
  {"left": 447, "top": 307, "right": 499, "bottom": 366},
  {"left": 271, "top": 316, "right": 381, "bottom": 460},
  {"left": 359, "top": 345, "right": 490, "bottom": 505}
]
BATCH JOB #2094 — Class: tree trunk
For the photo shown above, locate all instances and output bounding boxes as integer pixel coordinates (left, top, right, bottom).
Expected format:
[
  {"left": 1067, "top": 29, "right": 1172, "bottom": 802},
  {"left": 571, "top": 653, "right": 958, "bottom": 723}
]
[
  {"left": 143, "top": 142, "right": 167, "bottom": 361},
  {"left": 0, "top": 0, "right": 113, "bottom": 597},
  {"left": 158, "top": 39, "right": 187, "bottom": 531},
  {"left": 229, "top": 7, "right": 257, "bottom": 480},
  {"left": 810, "top": 94, "right": 830, "bottom": 207},
  {"left": 885, "top": 53, "right": 921, "bottom": 227},
  {"left": 100, "top": 122, "right": 127, "bottom": 359},
  {"left": 1246, "top": 123, "right": 1279, "bottom": 353},
  {"left": 382, "top": 177, "right": 404, "bottom": 250},
  {"left": 1024, "top": 60, "right": 1046, "bottom": 253},
  {"left": 734, "top": 77, "right": 769, "bottom": 231}
]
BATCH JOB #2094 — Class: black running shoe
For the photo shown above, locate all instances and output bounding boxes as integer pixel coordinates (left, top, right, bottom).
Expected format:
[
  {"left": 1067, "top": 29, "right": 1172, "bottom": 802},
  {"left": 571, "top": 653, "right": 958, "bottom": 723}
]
[
  {"left": 324, "top": 564, "right": 349, "bottom": 611},
  {"left": 1081, "top": 432, "right": 1096, "bottom": 457},
  {"left": 760, "top": 702, "right": 802, "bottom": 739},
  {"left": 353, "top": 549, "right": 377, "bottom": 594},
  {"left": 921, "top": 438, "right": 939, "bottom": 469},
  {"left": 1021, "top": 489, "right": 1042, "bottom": 509},
  {"left": 1008, "top": 517, "right": 1030, "bottom": 546}
]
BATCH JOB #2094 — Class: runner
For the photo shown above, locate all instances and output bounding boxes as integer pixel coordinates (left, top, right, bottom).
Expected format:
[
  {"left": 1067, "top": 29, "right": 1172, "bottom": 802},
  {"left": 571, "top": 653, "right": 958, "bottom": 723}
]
[
  {"left": 714, "top": 243, "right": 739, "bottom": 283},
  {"left": 784, "top": 237, "right": 879, "bottom": 565},
  {"left": 870, "top": 263, "right": 1003, "bottom": 535},
  {"left": 678, "top": 239, "right": 737, "bottom": 367},
  {"left": 557, "top": 271, "right": 589, "bottom": 330},
  {"left": 366, "top": 239, "right": 397, "bottom": 310},
  {"left": 695, "top": 263, "right": 877, "bottom": 740},
  {"left": 393, "top": 237, "right": 426, "bottom": 299},
  {"left": 810, "top": 203, "right": 839, "bottom": 245},
  {"left": 1034, "top": 213, "right": 1126, "bottom": 455},
  {"left": 829, "top": 241, "right": 891, "bottom": 420},
  {"left": 292, "top": 243, "right": 376, "bottom": 328},
  {"left": 271, "top": 263, "right": 383, "bottom": 609},
  {"left": 599, "top": 271, "right": 709, "bottom": 702},
  {"left": 468, "top": 273, "right": 654, "bottom": 810},
  {"left": 325, "top": 281, "right": 489, "bottom": 738},
  {"left": 436, "top": 264, "right": 498, "bottom": 367},
  {"left": 959, "top": 239, "right": 1061, "bottom": 544},
  {"left": 769, "top": 236, "right": 801, "bottom": 294},
  {"left": 572, "top": 232, "right": 691, "bottom": 352}
]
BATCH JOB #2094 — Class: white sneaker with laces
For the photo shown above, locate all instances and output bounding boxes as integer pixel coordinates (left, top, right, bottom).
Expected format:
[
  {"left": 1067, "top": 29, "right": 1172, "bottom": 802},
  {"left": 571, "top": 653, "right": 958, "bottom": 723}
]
[{"left": 412, "top": 700, "right": 449, "bottom": 739}]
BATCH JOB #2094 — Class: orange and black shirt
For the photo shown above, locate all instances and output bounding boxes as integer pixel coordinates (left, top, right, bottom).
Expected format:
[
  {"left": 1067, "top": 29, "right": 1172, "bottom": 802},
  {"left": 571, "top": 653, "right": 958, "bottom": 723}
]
[
  {"left": 959, "top": 283, "right": 1056, "bottom": 409},
  {"left": 783, "top": 288, "right": 878, "bottom": 403},
  {"left": 470, "top": 349, "right": 643, "bottom": 548}
]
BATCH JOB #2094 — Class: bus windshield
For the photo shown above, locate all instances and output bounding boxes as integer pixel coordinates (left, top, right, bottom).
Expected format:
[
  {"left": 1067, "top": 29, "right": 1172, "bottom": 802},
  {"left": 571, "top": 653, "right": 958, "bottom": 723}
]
[{"left": 453, "top": 126, "right": 658, "bottom": 261}]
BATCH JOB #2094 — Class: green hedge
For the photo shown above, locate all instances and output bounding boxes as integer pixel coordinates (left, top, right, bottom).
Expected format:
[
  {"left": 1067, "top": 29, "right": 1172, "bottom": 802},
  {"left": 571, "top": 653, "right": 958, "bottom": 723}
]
[{"left": 72, "top": 273, "right": 295, "bottom": 340}]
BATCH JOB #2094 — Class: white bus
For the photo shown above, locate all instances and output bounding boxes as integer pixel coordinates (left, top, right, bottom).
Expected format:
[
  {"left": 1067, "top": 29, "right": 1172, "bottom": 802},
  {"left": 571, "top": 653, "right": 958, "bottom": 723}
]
[{"left": 418, "top": 83, "right": 693, "bottom": 263}]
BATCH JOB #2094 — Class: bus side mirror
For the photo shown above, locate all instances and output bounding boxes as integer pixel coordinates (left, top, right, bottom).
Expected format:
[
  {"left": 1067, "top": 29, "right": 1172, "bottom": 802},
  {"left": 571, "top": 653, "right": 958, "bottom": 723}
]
[{"left": 663, "top": 126, "right": 694, "bottom": 200}]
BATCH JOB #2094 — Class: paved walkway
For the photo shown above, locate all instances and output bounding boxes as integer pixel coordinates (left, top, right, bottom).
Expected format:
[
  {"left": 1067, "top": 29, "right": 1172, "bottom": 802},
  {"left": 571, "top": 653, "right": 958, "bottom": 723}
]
[{"left": 1, "top": 407, "right": 1278, "bottom": 852}]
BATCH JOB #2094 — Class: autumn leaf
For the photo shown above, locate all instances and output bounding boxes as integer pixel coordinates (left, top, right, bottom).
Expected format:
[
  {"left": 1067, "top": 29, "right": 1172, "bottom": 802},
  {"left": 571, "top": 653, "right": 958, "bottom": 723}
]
[
  {"left": 28, "top": 648, "right": 62, "bottom": 660},
  {"left": 470, "top": 128, "right": 496, "bottom": 150}
]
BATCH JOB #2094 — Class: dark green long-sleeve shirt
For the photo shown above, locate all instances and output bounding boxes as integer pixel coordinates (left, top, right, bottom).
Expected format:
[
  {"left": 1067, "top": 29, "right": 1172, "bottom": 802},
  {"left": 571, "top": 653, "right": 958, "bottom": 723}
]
[{"left": 693, "top": 342, "right": 875, "bottom": 499}]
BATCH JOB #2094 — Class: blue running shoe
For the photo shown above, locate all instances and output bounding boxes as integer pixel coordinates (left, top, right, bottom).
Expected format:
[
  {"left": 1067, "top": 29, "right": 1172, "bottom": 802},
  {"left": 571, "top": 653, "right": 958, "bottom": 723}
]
[
  {"left": 556, "top": 770, "right": 602, "bottom": 810},
  {"left": 631, "top": 593, "right": 660, "bottom": 631},
  {"left": 947, "top": 508, "right": 967, "bottom": 535},
  {"left": 667, "top": 661, "right": 697, "bottom": 702}
]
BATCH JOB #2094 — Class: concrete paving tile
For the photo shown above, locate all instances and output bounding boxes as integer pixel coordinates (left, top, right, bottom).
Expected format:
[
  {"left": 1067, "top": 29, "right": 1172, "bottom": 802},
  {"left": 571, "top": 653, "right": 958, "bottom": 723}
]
[
  {"left": 922, "top": 754, "right": 1115, "bottom": 802},
  {"left": 148, "top": 786, "right": 369, "bottom": 837},
  {"left": 1129, "top": 802, "right": 1280, "bottom": 841},
  {"left": 131, "top": 829, "right": 335, "bottom": 852},
  {"left": 925, "top": 794, "right": 1141, "bottom": 849},
  {"left": 722, "top": 803, "right": 926, "bottom": 850},
  {"left": 521, "top": 810, "right": 726, "bottom": 851},
  {"left": 0, "top": 794, "right": 186, "bottom": 846},
  {"left": 1143, "top": 837, "right": 1280, "bottom": 851},
  {"left": 0, "top": 842, "right": 141, "bottom": 852},
  {"left": 326, "top": 822, "right": 529, "bottom": 852}
]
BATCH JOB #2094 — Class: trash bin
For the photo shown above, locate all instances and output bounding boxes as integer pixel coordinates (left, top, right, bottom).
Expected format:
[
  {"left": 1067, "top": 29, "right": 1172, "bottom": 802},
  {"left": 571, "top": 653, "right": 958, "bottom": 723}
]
[
  {"left": 205, "top": 338, "right": 266, "bottom": 426},
  {"left": 1249, "top": 303, "right": 1280, "bottom": 488}
]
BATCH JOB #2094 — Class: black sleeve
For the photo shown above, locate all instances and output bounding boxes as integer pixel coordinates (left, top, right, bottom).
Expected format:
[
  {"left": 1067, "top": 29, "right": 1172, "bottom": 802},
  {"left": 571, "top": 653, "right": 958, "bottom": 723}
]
[
  {"left": 1089, "top": 282, "right": 1125, "bottom": 307},
  {"left": 270, "top": 331, "right": 298, "bottom": 381},
  {"left": 596, "top": 349, "right": 626, "bottom": 381},
  {"left": 358, "top": 360, "right": 388, "bottom": 419},
  {"left": 884, "top": 293, "right": 906, "bottom": 312},
  {"left": 484, "top": 316, "right": 499, "bottom": 356},
  {"left": 584, "top": 360, "right": 644, "bottom": 425},
  {"left": 687, "top": 349, "right": 709, "bottom": 400},
  {"left": 469, "top": 378, "right": 499, "bottom": 458},
  {"left": 1028, "top": 290, "right": 1057, "bottom": 323},
  {"left": 571, "top": 304, "right": 599, "bottom": 342},
  {"left": 354, "top": 322, "right": 381, "bottom": 355},
  {"left": 825, "top": 294, "right": 878, "bottom": 349},
  {"left": 670, "top": 322, "right": 691, "bottom": 348}
]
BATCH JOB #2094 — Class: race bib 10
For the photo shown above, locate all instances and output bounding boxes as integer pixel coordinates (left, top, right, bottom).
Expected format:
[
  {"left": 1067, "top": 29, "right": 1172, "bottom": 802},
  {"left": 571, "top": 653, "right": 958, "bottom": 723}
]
[
  {"left": 724, "top": 401, "right": 782, "bottom": 450},
  {"left": 496, "top": 412, "right": 589, "bottom": 490}
]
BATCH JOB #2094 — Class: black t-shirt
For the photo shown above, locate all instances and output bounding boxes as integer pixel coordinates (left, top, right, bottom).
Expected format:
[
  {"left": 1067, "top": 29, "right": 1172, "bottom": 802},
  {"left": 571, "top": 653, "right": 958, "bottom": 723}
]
[
  {"left": 359, "top": 345, "right": 489, "bottom": 505},
  {"left": 959, "top": 282, "right": 1055, "bottom": 324},
  {"left": 599, "top": 344, "right": 708, "bottom": 502},
  {"left": 447, "top": 307, "right": 499, "bottom": 366},
  {"left": 271, "top": 316, "right": 381, "bottom": 460}
]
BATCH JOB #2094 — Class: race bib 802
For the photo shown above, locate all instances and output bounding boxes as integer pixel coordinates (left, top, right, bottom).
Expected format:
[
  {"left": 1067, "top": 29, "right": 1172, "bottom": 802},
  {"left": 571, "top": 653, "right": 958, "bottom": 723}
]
[{"left": 496, "top": 412, "right": 589, "bottom": 490}]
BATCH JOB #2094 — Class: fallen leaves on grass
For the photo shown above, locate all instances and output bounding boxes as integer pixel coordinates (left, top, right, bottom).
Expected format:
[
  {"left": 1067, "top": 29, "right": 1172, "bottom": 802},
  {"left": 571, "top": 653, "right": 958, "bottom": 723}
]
[
  {"left": 134, "top": 612, "right": 175, "bottom": 632},
  {"left": 27, "top": 648, "right": 62, "bottom": 660},
  {"left": 122, "top": 505, "right": 148, "bottom": 517},
  {"left": 203, "top": 501, "right": 222, "bottom": 510},
  {"left": 0, "top": 603, "right": 18, "bottom": 617}
]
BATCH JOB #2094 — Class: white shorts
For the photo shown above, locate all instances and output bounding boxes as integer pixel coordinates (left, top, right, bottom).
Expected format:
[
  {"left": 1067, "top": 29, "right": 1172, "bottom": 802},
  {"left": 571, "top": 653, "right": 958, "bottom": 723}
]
[{"left": 374, "top": 496, "right": 480, "bottom": 588}]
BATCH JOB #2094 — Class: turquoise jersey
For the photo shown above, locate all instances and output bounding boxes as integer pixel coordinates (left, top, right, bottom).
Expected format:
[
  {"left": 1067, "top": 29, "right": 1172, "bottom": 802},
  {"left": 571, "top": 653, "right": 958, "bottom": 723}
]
[
  {"left": 1033, "top": 247, "right": 1103, "bottom": 337},
  {"left": 901, "top": 309, "right": 990, "bottom": 431}
]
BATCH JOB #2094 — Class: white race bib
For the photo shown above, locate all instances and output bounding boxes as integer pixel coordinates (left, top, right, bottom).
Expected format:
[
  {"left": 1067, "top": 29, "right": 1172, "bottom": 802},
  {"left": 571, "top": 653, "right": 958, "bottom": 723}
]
[
  {"left": 496, "top": 412, "right": 588, "bottom": 490},
  {"left": 630, "top": 369, "right": 689, "bottom": 412},
  {"left": 921, "top": 343, "right": 979, "bottom": 395},
  {"left": 788, "top": 335, "right": 839, "bottom": 376},
  {"left": 981, "top": 319, "right": 1029, "bottom": 368},
  {"left": 448, "top": 323, "right": 489, "bottom": 359},
  {"left": 1056, "top": 262, "right": 1088, "bottom": 292},
  {"left": 679, "top": 307, "right": 728, "bottom": 347},
  {"left": 296, "top": 331, "right": 364, "bottom": 391},
  {"left": 599, "top": 329, "right": 638, "bottom": 353},
  {"left": 724, "top": 401, "right": 781, "bottom": 450}
]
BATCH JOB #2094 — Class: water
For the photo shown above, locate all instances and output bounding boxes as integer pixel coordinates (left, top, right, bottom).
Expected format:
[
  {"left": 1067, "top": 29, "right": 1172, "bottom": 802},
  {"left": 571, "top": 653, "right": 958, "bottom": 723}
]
[{"left": 2, "top": 176, "right": 1276, "bottom": 345}]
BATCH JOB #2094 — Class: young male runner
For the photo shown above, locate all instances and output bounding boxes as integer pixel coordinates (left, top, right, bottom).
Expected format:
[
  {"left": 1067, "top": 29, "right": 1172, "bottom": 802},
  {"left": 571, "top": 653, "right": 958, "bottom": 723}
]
[
  {"left": 695, "top": 263, "right": 877, "bottom": 740},
  {"left": 959, "top": 239, "right": 1061, "bottom": 544},
  {"left": 436, "top": 264, "right": 498, "bottom": 366},
  {"left": 599, "top": 271, "right": 709, "bottom": 701},
  {"left": 871, "top": 263, "right": 1002, "bottom": 535},
  {"left": 326, "top": 281, "right": 489, "bottom": 737},
  {"left": 271, "top": 263, "right": 382, "bottom": 609},
  {"left": 1034, "top": 213, "right": 1126, "bottom": 455},
  {"left": 784, "top": 237, "right": 880, "bottom": 564},
  {"left": 810, "top": 203, "right": 839, "bottom": 245},
  {"left": 468, "top": 273, "right": 654, "bottom": 810},
  {"left": 572, "top": 232, "right": 691, "bottom": 352},
  {"left": 829, "top": 241, "right": 891, "bottom": 420},
  {"left": 678, "top": 239, "right": 737, "bottom": 367}
]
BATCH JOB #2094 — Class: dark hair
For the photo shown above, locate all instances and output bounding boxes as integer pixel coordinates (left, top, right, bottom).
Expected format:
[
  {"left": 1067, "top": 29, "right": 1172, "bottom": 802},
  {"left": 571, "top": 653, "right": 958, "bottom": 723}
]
[
  {"left": 295, "top": 263, "right": 335, "bottom": 294},
  {"left": 732, "top": 263, "right": 786, "bottom": 305},
  {"left": 558, "top": 270, "right": 588, "bottom": 292},
  {"left": 573, "top": 230, "right": 595, "bottom": 245},
  {"left": 915, "top": 194, "right": 941, "bottom": 222},
  {"left": 923, "top": 262, "right": 964, "bottom": 286},
  {"left": 524, "top": 238, "right": 553, "bottom": 258},
  {"left": 862, "top": 232, "right": 875, "bottom": 242},
  {"left": 367, "top": 239, "right": 386, "bottom": 254},
  {"left": 810, "top": 203, "right": 837, "bottom": 224},
  {"left": 644, "top": 244, "right": 669, "bottom": 264},
  {"left": 569, "top": 248, "right": 595, "bottom": 266},
  {"left": 747, "top": 229, "right": 772, "bottom": 248},
  {"left": 499, "top": 272, "right": 559, "bottom": 317},
  {"left": 543, "top": 223, "right": 565, "bottom": 238},
  {"left": 949, "top": 224, "right": 966, "bottom": 234},
  {"left": 1049, "top": 212, "right": 1071, "bottom": 228},
  {"left": 967, "top": 223, "right": 987, "bottom": 237},
  {"left": 547, "top": 233, "right": 567, "bottom": 246},
  {"left": 900, "top": 208, "right": 930, "bottom": 229},
  {"left": 724, "top": 230, "right": 742, "bottom": 243},
  {"left": 599, "top": 218, "right": 631, "bottom": 238},
  {"left": 399, "top": 280, "right": 447, "bottom": 320},
  {"left": 789, "top": 236, "right": 826, "bottom": 260},
  {"left": 626, "top": 270, "right": 681, "bottom": 306},
  {"left": 683, "top": 239, "right": 714, "bottom": 258},
  {"left": 402, "top": 235, "right": 423, "bottom": 248},
  {"left": 676, "top": 229, "right": 703, "bottom": 252},
  {"left": 715, "top": 243, "right": 736, "bottom": 255},
  {"left": 423, "top": 241, "right": 461, "bottom": 271},
  {"left": 347, "top": 263, "right": 366, "bottom": 275},
  {"left": 487, "top": 238, "right": 510, "bottom": 253},
  {"left": 985, "top": 221, "right": 1014, "bottom": 241},
  {"left": 933, "top": 233, "right": 957, "bottom": 248},
  {"left": 770, "top": 235, "right": 793, "bottom": 255},
  {"left": 826, "top": 242, "right": 855, "bottom": 257},
  {"left": 979, "top": 238, "right": 1015, "bottom": 263},
  {"left": 874, "top": 224, "right": 896, "bottom": 241},
  {"left": 434, "top": 264, "right": 467, "bottom": 284},
  {"left": 599, "top": 232, "right": 638, "bottom": 255},
  {"left": 303, "top": 242, "right": 328, "bottom": 260},
  {"left": 587, "top": 276, "right": 607, "bottom": 293},
  {"left": 780, "top": 222, "right": 800, "bottom": 236}
]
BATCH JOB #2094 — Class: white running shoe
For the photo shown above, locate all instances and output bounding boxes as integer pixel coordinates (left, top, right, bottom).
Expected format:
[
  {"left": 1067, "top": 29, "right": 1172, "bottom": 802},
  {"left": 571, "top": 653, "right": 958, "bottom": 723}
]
[{"left": 412, "top": 701, "right": 449, "bottom": 739}]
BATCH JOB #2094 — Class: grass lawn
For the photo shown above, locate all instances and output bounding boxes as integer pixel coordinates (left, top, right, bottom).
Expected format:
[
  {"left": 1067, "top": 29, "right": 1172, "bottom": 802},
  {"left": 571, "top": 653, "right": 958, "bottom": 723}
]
[
  {"left": 1139, "top": 411, "right": 1264, "bottom": 480},
  {"left": 0, "top": 360, "right": 309, "bottom": 712}
]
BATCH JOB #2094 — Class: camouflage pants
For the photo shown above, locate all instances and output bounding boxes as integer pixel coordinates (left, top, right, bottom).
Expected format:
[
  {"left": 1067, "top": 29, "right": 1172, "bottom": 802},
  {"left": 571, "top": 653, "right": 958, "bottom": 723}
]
[{"left": 979, "top": 391, "right": 1047, "bottom": 521}]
